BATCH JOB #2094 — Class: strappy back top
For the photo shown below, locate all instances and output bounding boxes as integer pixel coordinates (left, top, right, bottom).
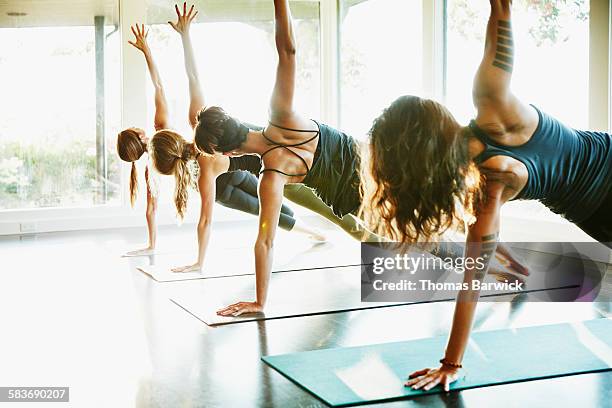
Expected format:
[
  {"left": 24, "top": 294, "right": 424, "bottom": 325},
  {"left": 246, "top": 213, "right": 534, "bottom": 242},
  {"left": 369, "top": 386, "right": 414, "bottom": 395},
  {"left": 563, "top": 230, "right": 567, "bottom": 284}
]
[{"left": 259, "top": 120, "right": 321, "bottom": 178}]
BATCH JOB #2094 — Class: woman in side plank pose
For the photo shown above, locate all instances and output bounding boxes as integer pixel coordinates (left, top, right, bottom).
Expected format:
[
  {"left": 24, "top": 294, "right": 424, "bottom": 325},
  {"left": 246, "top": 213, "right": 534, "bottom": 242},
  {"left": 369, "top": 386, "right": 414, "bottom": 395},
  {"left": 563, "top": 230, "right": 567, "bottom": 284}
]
[
  {"left": 115, "top": 22, "right": 165, "bottom": 256},
  {"left": 195, "top": 0, "right": 527, "bottom": 317},
  {"left": 120, "top": 3, "right": 324, "bottom": 267},
  {"left": 363, "top": 0, "right": 611, "bottom": 391}
]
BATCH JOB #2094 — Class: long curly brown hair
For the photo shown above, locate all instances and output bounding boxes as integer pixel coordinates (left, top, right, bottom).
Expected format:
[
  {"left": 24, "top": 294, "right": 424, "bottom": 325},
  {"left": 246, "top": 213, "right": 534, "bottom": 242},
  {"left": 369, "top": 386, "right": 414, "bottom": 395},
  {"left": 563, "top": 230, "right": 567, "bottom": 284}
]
[{"left": 361, "top": 95, "right": 483, "bottom": 242}]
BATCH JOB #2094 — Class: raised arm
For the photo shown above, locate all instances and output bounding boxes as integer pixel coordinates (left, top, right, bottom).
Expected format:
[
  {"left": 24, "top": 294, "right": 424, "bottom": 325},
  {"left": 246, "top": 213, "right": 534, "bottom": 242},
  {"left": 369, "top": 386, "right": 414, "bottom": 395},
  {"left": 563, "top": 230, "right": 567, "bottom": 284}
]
[
  {"left": 129, "top": 24, "right": 169, "bottom": 130},
  {"left": 169, "top": 2, "right": 205, "bottom": 129},
  {"left": 269, "top": 0, "right": 297, "bottom": 121},
  {"left": 217, "top": 171, "right": 285, "bottom": 317},
  {"left": 473, "top": 1, "right": 538, "bottom": 136},
  {"left": 473, "top": 1, "right": 513, "bottom": 104}
]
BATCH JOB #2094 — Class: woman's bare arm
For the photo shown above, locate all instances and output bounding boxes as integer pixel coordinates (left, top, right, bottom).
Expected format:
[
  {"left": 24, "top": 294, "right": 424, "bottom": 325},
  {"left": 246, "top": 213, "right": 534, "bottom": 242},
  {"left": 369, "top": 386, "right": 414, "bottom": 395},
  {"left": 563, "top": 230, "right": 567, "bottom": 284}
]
[
  {"left": 169, "top": 2, "right": 205, "bottom": 129},
  {"left": 216, "top": 171, "right": 285, "bottom": 316},
  {"left": 170, "top": 157, "right": 221, "bottom": 273},
  {"left": 128, "top": 24, "right": 169, "bottom": 130},
  {"left": 472, "top": 0, "right": 536, "bottom": 132},
  {"left": 269, "top": 0, "right": 297, "bottom": 122},
  {"left": 407, "top": 181, "right": 505, "bottom": 391},
  {"left": 144, "top": 167, "right": 158, "bottom": 249}
]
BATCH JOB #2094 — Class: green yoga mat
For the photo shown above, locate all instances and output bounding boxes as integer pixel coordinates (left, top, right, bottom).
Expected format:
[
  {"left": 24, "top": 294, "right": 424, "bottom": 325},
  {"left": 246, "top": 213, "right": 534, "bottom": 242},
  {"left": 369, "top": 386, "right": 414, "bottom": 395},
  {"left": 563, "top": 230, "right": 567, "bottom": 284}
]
[{"left": 262, "top": 319, "right": 612, "bottom": 407}]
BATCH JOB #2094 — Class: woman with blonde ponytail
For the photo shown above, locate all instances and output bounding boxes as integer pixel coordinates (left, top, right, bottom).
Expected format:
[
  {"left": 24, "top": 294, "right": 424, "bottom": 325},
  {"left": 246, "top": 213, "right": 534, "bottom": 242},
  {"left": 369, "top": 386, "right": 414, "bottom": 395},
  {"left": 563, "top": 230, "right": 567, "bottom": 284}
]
[
  {"left": 150, "top": 126, "right": 328, "bottom": 272},
  {"left": 148, "top": 130, "right": 194, "bottom": 220},
  {"left": 125, "top": 3, "right": 326, "bottom": 269}
]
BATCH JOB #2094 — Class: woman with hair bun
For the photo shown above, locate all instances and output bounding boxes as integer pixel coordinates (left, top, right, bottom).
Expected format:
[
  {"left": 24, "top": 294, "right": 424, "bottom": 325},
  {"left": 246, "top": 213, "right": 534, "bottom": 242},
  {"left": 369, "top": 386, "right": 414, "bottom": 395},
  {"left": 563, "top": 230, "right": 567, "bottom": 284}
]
[{"left": 146, "top": 3, "right": 326, "bottom": 273}]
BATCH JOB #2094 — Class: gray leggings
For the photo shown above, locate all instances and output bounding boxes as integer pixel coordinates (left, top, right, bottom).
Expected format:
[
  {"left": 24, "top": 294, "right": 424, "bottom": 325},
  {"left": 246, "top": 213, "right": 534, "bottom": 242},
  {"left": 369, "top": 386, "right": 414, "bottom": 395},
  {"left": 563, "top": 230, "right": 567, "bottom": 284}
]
[{"left": 216, "top": 171, "right": 296, "bottom": 231}]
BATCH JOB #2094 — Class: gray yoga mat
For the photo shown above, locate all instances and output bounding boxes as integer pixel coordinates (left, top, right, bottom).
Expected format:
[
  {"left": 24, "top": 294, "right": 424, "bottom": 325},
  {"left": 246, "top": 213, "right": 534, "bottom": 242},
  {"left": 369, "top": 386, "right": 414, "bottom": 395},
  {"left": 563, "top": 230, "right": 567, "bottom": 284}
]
[
  {"left": 169, "top": 263, "right": 574, "bottom": 326},
  {"left": 136, "top": 237, "right": 361, "bottom": 282}
]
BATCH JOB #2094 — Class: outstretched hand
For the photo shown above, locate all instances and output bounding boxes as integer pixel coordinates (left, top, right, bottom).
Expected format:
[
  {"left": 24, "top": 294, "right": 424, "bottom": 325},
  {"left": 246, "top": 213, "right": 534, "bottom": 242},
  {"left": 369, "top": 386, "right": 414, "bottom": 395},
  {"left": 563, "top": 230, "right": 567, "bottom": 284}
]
[
  {"left": 128, "top": 24, "right": 150, "bottom": 54},
  {"left": 405, "top": 365, "right": 463, "bottom": 392},
  {"left": 169, "top": 2, "right": 198, "bottom": 36}
]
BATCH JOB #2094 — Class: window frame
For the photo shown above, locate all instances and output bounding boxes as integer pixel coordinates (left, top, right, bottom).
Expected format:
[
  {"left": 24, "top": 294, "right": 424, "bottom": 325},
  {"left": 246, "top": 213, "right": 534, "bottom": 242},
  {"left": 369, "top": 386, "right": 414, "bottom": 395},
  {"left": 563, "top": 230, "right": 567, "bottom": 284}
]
[{"left": 0, "top": 0, "right": 329, "bottom": 235}]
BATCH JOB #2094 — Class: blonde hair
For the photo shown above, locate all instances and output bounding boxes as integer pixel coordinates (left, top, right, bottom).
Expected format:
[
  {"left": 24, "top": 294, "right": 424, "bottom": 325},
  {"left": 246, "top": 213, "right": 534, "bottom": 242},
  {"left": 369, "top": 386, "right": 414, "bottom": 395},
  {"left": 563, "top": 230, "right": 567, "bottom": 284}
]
[
  {"left": 117, "top": 129, "right": 148, "bottom": 207},
  {"left": 149, "top": 129, "right": 197, "bottom": 219}
]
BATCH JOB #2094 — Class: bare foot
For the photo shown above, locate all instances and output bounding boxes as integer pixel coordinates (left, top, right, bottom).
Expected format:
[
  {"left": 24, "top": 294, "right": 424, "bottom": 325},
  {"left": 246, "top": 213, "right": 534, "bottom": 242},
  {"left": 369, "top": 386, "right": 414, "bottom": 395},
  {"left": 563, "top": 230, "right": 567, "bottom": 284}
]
[{"left": 308, "top": 230, "right": 327, "bottom": 244}]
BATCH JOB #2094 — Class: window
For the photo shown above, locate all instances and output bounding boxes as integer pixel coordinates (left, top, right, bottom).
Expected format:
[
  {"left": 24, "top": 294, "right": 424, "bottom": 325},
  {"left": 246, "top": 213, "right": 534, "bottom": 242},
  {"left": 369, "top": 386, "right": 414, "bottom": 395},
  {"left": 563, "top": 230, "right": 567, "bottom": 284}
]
[
  {"left": 0, "top": 1, "right": 121, "bottom": 210},
  {"left": 445, "top": 0, "right": 590, "bottom": 222},
  {"left": 446, "top": 0, "right": 590, "bottom": 127},
  {"left": 144, "top": 0, "right": 321, "bottom": 138},
  {"left": 340, "top": 0, "right": 424, "bottom": 140}
]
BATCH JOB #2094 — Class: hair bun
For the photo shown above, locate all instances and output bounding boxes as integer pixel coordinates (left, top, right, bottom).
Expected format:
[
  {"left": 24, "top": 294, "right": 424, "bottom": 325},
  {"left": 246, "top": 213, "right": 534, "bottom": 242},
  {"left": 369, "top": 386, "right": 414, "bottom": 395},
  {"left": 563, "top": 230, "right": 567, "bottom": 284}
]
[
  {"left": 196, "top": 107, "right": 207, "bottom": 122},
  {"left": 216, "top": 117, "right": 248, "bottom": 153}
]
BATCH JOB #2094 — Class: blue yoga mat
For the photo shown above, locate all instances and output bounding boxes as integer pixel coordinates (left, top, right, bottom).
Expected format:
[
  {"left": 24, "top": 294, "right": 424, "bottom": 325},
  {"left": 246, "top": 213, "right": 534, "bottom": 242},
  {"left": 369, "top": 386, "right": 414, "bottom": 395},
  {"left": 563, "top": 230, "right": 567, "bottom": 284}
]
[{"left": 262, "top": 319, "right": 612, "bottom": 406}]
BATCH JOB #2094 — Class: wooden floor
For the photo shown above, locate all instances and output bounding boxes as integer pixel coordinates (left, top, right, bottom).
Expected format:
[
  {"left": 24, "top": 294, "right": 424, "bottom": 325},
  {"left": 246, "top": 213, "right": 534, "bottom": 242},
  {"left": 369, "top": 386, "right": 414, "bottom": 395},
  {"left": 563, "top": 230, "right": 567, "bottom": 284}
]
[{"left": 1, "top": 223, "right": 611, "bottom": 408}]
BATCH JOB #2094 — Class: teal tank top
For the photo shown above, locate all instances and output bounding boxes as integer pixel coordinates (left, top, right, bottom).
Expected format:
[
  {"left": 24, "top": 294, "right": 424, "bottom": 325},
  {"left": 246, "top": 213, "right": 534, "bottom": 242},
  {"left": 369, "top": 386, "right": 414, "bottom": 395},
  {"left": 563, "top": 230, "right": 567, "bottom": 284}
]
[
  {"left": 302, "top": 123, "right": 361, "bottom": 218},
  {"left": 470, "top": 105, "right": 612, "bottom": 223}
]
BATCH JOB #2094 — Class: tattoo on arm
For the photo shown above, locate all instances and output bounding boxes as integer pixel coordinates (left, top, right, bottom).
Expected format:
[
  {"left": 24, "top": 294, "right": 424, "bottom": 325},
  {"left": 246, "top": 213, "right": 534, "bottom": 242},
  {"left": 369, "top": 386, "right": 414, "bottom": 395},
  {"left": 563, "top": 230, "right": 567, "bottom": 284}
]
[
  {"left": 474, "top": 232, "right": 499, "bottom": 280},
  {"left": 481, "top": 232, "right": 499, "bottom": 242},
  {"left": 493, "top": 20, "right": 513, "bottom": 73}
]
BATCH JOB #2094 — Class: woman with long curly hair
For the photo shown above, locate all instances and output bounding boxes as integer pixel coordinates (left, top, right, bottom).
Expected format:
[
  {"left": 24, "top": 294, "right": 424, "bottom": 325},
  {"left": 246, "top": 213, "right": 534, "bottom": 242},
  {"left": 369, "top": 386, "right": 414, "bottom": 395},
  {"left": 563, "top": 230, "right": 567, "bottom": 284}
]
[
  {"left": 365, "top": 0, "right": 611, "bottom": 392},
  {"left": 195, "top": 0, "right": 527, "bottom": 317}
]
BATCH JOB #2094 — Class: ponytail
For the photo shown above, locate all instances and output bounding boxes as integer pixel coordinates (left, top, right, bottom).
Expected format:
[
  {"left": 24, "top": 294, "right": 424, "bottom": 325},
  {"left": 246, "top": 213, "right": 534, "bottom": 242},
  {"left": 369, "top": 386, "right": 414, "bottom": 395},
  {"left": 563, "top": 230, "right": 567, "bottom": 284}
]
[
  {"left": 129, "top": 162, "right": 139, "bottom": 207},
  {"left": 149, "top": 129, "right": 197, "bottom": 220},
  {"left": 173, "top": 157, "right": 192, "bottom": 220},
  {"left": 117, "top": 128, "right": 148, "bottom": 207}
]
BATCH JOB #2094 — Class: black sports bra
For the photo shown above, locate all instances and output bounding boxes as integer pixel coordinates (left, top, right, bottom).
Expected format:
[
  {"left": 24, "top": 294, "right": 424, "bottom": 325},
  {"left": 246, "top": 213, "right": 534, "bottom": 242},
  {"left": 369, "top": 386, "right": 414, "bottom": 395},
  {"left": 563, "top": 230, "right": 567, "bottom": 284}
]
[{"left": 259, "top": 120, "right": 321, "bottom": 177}]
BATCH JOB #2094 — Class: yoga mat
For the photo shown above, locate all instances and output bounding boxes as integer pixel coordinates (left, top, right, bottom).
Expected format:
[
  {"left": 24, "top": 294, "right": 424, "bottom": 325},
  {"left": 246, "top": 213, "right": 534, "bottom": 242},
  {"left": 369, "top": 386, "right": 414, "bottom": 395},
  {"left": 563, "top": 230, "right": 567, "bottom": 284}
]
[
  {"left": 169, "top": 265, "right": 571, "bottom": 326},
  {"left": 137, "top": 238, "right": 361, "bottom": 282},
  {"left": 262, "top": 319, "right": 612, "bottom": 407}
]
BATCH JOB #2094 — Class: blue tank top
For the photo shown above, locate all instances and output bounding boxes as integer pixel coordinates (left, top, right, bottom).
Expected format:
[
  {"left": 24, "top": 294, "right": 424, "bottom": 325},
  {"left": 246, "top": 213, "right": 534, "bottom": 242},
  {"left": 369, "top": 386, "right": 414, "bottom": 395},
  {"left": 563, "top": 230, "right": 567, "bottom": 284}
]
[{"left": 470, "top": 105, "right": 612, "bottom": 223}]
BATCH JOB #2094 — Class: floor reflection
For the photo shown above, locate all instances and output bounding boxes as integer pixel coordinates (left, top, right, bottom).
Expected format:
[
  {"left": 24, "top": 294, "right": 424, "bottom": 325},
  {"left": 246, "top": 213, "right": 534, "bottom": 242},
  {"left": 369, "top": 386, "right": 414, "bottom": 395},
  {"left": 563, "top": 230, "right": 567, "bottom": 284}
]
[{"left": 1, "top": 226, "right": 610, "bottom": 407}]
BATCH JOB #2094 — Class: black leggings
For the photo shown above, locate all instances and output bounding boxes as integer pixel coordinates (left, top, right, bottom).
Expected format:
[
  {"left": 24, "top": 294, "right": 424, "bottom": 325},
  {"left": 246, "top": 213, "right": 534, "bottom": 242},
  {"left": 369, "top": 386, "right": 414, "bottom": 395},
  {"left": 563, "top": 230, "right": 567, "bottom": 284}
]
[
  {"left": 576, "top": 187, "right": 612, "bottom": 248},
  {"left": 215, "top": 171, "right": 296, "bottom": 231}
]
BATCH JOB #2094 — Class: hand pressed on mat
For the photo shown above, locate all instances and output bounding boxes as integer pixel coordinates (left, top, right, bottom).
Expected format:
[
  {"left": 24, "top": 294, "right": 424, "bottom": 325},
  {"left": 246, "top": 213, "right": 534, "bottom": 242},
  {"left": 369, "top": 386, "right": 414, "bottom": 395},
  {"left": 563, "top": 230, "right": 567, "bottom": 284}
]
[
  {"left": 171, "top": 263, "right": 201, "bottom": 273},
  {"left": 405, "top": 364, "right": 463, "bottom": 392},
  {"left": 217, "top": 301, "right": 263, "bottom": 317},
  {"left": 495, "top": 243, "right": 530, "bottom": 277}
]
